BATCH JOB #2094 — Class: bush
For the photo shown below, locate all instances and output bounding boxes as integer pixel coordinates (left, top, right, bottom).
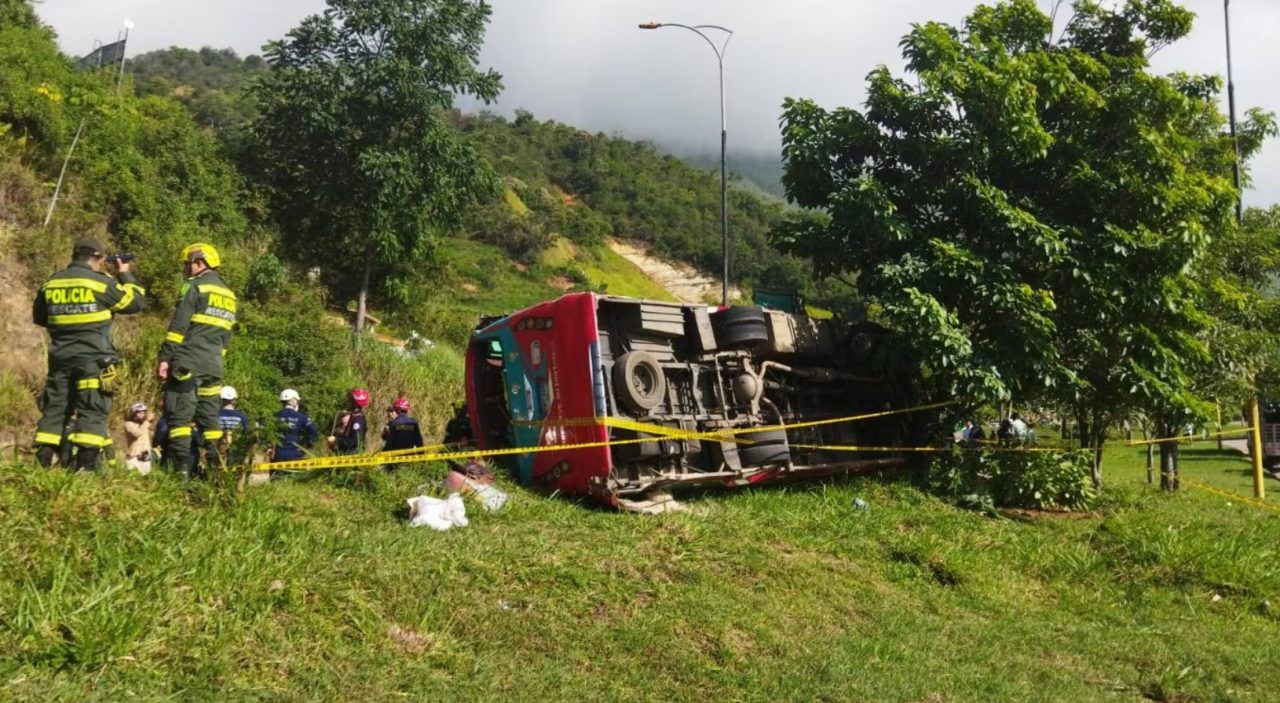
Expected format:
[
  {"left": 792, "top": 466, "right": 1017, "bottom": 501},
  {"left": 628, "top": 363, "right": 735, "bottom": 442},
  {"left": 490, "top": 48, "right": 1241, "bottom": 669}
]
[{"left": 928, "top": 448, "right": 1097, "bottom": 512}]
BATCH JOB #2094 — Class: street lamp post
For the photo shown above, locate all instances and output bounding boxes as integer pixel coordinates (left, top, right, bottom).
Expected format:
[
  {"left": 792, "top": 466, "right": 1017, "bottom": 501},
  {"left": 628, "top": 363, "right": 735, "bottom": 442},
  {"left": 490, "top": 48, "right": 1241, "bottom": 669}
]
[{"left": 639, "top": 21, "right": 734, "bottom": 306}]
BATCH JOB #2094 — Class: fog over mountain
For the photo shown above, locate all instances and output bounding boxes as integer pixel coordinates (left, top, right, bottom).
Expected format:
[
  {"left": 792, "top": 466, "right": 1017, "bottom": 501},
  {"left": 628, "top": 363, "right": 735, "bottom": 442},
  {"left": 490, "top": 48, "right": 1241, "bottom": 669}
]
[{"left": 40, "top": 0, "right": 1280, "bottom": 204}]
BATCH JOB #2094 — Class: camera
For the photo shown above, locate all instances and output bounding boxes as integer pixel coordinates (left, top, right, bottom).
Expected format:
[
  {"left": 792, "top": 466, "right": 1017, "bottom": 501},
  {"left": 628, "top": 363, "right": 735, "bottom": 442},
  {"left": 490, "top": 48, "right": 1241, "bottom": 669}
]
[{"left": 106, "top": 252, "right": 135, "bottom": 264}]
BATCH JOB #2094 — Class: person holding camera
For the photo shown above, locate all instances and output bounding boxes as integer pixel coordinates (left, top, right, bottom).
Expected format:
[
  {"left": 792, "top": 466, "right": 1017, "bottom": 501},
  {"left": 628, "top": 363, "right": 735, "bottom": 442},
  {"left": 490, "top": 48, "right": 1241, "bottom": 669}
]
[
  {"left": 31, "top": 238, "right": 145, "bottom": 470},
  {"left": 156, "top": 243, "right": 236, "bottom": 476}
]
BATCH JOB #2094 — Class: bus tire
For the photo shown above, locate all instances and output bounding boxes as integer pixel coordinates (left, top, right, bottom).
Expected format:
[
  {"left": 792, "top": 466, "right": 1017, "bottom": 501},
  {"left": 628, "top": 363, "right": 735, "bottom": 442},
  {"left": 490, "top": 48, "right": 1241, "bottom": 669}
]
[
  {"left": 739, "top": 442, "right": 791, "bottom": 468},
  {"left": 738, "top": 428, "right": 789, "bottom": 468},
  {"left": 712, "top": 306, "right": 770, "bottom": 349},
  {"left": 613, "top": 351, "right": 667, "bottom": 413}
]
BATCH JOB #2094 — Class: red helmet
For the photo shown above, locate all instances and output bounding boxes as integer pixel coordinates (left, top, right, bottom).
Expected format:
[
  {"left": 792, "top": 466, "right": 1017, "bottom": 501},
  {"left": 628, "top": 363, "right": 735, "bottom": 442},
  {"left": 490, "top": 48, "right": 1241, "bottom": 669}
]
[
  {"left": 392, "top": 396, "right": 411, "bottom": 412},
  {"left": 350, "top": 388, "right": 370, "bottom": 408}
]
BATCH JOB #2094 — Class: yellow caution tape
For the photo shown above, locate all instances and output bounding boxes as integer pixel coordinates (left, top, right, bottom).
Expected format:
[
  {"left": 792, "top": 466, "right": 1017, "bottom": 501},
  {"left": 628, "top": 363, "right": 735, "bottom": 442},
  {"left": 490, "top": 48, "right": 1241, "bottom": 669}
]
[
  {"left": 790, "top": 443, "right": 1064, "bottom": 454},
  {"left": 250, "top": 400, "right": 955, "bottom": 474},
  {"left": 1181, "top": 479, "right": 1280, "bottom": 514},
  {"left": 1125, "top": 427, "right": 1252, "bottom": 447}
]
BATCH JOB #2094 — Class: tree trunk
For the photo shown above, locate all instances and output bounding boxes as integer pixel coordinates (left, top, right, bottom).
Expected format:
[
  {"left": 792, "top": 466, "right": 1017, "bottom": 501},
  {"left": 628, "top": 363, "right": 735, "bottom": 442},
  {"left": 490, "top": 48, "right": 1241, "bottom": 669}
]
[
  {"left": 354, "top": 242, "right": 373, "bottom": 346},
  {"left": 1077, "top": 407, "right": 1103, "bottom": 489},
  {"left": 1162, "top": 425, "right": 1177, "bottom": 491},
  {"left": 1143, "top": 426, "right": 1153, "bottom": 484}
]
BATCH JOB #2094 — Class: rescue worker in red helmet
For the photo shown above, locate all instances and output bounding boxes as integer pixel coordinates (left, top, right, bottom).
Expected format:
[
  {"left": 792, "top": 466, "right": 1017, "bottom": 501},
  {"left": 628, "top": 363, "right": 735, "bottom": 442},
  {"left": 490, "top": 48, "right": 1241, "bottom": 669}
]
[
  {"left": 381, "top": 395, "right": 423, "bottom": 453},
  {"left": 330, "top": 387, "right": 370, "bottom": 455}
]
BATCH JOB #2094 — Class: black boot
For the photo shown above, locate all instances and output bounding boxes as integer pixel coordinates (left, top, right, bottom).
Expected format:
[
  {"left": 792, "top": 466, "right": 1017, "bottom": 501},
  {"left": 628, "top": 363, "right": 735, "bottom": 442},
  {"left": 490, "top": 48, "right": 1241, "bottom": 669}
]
[
  {"left": 35, "top": 446, "right": 55, "bottom": 468},
  {"left": 74, "top": 447, "right": 101, "bottom": 472}
]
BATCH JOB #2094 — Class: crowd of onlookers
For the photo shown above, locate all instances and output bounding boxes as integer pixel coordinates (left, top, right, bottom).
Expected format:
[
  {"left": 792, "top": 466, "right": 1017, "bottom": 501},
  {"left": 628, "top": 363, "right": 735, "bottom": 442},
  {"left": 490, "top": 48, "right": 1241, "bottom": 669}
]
[{"left": 955, "top": 413, "right": 1038, "bottom": 445}]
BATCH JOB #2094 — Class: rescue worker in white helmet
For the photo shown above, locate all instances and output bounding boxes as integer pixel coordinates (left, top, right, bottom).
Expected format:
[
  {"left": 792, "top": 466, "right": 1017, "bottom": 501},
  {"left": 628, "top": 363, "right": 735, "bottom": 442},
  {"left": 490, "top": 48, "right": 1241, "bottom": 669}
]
[
  {"left": 271, "top": 388, "right": 317, "bottom": 463},
  {"left": 217, "top": 385, "right": 252, "bottom": 467}
]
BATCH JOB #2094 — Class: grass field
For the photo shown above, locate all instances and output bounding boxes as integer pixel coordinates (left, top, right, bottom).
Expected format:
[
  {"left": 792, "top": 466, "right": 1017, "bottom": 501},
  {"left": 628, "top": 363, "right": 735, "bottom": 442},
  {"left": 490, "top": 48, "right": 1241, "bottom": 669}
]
[{"left": 1, "top": 441, "right": 1277, "bottom": 702}]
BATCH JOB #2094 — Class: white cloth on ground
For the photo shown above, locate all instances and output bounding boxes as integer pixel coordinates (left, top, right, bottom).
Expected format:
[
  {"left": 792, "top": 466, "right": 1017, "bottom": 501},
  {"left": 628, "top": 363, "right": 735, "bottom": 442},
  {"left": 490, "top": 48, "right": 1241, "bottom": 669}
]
[{"left": 406, "top": 493, "right": 469, "bottom": 531}]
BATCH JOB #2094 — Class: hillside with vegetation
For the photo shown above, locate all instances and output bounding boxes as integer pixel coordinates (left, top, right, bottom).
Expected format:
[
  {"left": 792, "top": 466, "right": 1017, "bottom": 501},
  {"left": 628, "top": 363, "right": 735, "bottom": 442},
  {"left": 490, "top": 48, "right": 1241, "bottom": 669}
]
[{"left": 4, "top": 0, "right": 1280, "bottom": 699}]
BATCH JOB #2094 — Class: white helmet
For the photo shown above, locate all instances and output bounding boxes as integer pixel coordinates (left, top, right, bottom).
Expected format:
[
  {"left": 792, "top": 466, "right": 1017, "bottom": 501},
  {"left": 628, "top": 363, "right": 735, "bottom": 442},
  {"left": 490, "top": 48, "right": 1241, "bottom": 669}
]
[
  {"left": 220, "top": 386, "right": 239, "bottom": 401},
  {"left": 279, "top": 388, "right": 300, "bottom": 403}
]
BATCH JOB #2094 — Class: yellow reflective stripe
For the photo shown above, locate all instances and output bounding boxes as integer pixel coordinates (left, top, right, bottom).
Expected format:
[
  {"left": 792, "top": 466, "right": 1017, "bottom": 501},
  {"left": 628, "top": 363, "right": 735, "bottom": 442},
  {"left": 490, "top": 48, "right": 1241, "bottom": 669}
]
[
  {"left": 69, "top": 432, "right": 110, "bottom": 447},
  {"left": 77, "top": 378, "right": 101, "bottom": 390},
  {"left": 203, "top": 430, "right": 225, "bottom": 441},
  {"left": 173, "top": 368, "right": 193, "bottom": 381},
  {"left": 110, "top": 286, "right": 136, "bottom": 311},
  {"left": 122, "top": 282, "right": 146, "bottom": 296},
  {"left": 44, "top": 278, "right": 107, "bottom": 293},
  {"left": 34, "top": 431, "right": 62, "bottom": 446},
  {"left": 190, "top": 313, "right": 234, "bottom": 330},
  {"left": 197, "top": 284, "right": 236, "bottom": 299},
  {"left": 49, "top": 310, "right": 111, "bottom": 325},
  {"left": 165, "top": 331, "right": 185, "bottom": 344},
  {"left": 169, "top": 426, "right": 193, "bottom": 438},
  {"left": 197, "top": 386, "right": 224, "bottom": 397}
]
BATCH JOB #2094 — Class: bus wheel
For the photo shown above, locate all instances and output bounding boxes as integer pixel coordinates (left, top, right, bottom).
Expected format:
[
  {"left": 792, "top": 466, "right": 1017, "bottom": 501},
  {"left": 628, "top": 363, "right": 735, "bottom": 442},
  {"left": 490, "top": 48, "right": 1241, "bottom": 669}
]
[
  {"left": 711, "top": 306, "right": 770, "bottom": 349},
  {"left": 613, "top": 351, "right": 667, "bottom": 413},
  {"left": 738, "top": 428, "right": 790, "bottom": 467}
]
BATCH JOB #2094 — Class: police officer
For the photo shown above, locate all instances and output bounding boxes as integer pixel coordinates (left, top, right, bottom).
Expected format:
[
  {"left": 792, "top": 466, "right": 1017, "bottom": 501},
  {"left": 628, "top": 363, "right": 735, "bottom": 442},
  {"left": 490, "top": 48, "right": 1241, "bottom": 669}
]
[
  {"left": 32, "top": 238, "right": 145, "bottom": 469},
  {"left": 156, "top": 243, "right": 236, "bottom": 476},
  {"left": 272, "top": 388, "right": 318, "bottom": 462},
  {"left": 330, "top": 388, "right": 370, "bottom": 455},
  {"left": 382, "top": 396, "right": 424, "bottom": 451}
]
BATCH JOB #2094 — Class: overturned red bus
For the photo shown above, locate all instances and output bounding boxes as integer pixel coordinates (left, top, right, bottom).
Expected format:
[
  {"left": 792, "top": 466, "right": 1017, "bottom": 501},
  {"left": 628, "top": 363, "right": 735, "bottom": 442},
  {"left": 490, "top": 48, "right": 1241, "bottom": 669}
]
[{"left": 457, "top": 293, "right": 917, "bottom": 509}]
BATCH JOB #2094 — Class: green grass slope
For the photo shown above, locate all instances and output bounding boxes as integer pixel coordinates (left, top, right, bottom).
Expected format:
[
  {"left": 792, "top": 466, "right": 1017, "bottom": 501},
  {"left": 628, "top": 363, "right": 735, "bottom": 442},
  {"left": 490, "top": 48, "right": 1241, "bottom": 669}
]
[{"left": 2, "top": 446, "right": 1278, "bottom": 702}]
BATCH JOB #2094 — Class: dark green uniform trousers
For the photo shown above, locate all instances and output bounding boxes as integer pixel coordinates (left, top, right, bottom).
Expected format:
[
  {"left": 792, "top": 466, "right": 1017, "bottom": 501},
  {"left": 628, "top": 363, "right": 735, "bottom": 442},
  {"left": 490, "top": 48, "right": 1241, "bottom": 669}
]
[
  {"left": 164, "top": 370, "right": 224, "bottom": 474},
  {"left": 35, "top": 360, "right": 112, "bottom": 468}
]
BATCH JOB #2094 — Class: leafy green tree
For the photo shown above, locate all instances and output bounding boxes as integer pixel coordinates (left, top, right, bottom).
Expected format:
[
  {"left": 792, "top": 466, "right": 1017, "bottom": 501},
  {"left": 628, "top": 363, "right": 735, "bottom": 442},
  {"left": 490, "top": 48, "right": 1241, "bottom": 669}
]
[
  {"left": 249, "top": 0, "right": 502, "bottom": 333},
  {"left": 1194, "top": 205, "right": 1280, "bottom": 404},
  {"left": 774, "top": 0, "right": 1272, "bottom": 484}
]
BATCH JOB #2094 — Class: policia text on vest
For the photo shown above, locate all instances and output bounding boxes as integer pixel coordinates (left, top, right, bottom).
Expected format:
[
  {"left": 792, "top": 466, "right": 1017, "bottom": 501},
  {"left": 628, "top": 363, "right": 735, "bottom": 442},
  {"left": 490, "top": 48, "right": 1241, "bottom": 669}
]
[
  {"left": 157, "top": 243, "right": 236, "bottom": 476},
  {"left": 32, "top": 238, "right": 145, "bottom": 470}
]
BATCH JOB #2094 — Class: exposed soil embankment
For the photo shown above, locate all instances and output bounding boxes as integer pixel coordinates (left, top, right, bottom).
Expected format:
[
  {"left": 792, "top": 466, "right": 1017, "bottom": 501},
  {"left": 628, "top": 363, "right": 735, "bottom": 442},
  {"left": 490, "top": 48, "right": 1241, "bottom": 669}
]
[{"left": 608, "top": 240, "right": 741, "bottom": 304}]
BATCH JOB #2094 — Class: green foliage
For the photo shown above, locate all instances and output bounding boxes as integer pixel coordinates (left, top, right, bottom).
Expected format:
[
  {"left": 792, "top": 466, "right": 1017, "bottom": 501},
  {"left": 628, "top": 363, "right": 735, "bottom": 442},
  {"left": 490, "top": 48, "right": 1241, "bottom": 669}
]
[
  {"left": 244, "top": 251, "right": 286, "bottom": 303},
  {"left": 776, "top": 0, "right": 1275, "bottom": 471},
  {"left": 1194, "top": 204, "right": 1280, "bottom": 403},
  {"left": 1, "top": 447, "right": 1278, "bottom": 700},
  {"left": 0, "top": 19, "right": 73, "bottom": 162},
  {"left": 249, "top": 0, "right": 503, "bottom": 329},
  {"left": 928, "top": 448, "right": 1098, "bottom": 512},
  {"left": 130, "top": 46, "right": 268, "bottom": 153},
  {"left": 226, "top": 285, "right": 355, "bottom": 422},
  {"left": 454, "top": 111, "right": 839, "bottom": 307}
]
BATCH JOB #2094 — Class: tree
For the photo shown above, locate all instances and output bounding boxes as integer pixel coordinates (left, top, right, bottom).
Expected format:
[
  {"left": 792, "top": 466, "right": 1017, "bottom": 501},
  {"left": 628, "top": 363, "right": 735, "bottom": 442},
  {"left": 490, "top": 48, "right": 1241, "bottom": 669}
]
[
  {"left": 249, "top": 0, "right": 502, "bottom": 334},
  {"left": 774, "top": 0, "right": 1273, "bottom": 485}
]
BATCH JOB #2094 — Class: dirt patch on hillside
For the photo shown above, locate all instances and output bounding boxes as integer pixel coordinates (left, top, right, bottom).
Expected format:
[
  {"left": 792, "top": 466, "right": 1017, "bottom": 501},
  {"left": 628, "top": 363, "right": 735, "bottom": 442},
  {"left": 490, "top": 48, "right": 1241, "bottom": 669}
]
[
  {"left": 0, "top": 221, "right": 46, "bottom": 443},
  {"left": 608, "top": 239, "right": 741, "bottom": 304}
]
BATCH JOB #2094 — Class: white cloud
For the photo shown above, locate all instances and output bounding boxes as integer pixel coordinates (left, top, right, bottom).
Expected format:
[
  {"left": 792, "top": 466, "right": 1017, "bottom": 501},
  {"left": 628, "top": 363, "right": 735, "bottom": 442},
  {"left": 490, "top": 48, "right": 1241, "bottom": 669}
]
[{"left": 37, "top": 0, "right": 1280, "bottom": 205}]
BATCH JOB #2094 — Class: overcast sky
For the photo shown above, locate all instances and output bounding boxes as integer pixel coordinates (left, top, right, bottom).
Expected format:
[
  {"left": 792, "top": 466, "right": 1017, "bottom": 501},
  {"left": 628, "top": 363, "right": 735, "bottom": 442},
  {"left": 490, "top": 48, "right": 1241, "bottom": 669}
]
[{"left": 36, "top": 0, "right": 1280, "bottom": 206}]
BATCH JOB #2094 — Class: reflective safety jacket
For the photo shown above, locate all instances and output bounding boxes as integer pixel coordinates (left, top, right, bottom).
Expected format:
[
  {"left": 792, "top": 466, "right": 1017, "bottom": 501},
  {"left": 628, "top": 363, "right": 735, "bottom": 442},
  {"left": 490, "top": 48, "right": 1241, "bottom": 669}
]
[
  {"left": 159, "top": 269, "right": 236, "bottom": 377},
  {"left": 32, "top": 262, "right": 145, "bottom": 365},
  {"left": 273, "top": 406, "right": 317, "bottom": 461},
  {"left": 382, "top": 413, "right": 424, "bottom": 451}
]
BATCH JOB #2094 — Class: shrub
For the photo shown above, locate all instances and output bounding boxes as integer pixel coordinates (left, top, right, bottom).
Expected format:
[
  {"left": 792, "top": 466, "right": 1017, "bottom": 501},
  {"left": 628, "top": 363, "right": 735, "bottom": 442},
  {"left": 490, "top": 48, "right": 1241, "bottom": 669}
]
[{"left": 928, "top": 448, "right": 1097, "bottom": 512}]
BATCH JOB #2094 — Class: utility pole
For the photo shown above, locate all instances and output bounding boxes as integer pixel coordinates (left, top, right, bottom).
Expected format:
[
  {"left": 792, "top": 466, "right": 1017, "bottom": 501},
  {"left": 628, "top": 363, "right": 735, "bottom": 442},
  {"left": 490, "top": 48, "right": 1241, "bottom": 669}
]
[
  {"left": 639, "top": 21, "right": 734, "bottom": 306},
  {"left": 1225, "top": 0, "right": 1242, "bottom": 225}
]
